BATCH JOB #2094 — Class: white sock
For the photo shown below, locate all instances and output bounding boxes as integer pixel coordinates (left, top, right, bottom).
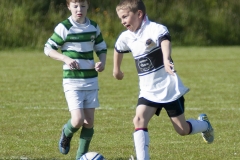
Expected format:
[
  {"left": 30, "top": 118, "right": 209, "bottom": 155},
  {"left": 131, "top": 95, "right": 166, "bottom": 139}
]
[
  {"left": 133, "top": 130, "right": 149, "bottom": 160},
  {"left": 187, "top": 119, "right": 208, "bottom": 134}
]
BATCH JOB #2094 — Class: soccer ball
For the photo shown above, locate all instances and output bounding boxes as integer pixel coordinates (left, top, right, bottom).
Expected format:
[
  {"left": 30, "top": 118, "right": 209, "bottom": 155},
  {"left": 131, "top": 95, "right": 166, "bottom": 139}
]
[{"left": 80, "top": 152, "right": 105, "bottom": 160}]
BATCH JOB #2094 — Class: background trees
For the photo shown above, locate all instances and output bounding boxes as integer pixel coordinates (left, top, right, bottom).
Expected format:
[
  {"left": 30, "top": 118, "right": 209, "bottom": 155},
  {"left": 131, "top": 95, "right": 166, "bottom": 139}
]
[{"left": 0, "top": 0, "right": 239, "bottom": 49}]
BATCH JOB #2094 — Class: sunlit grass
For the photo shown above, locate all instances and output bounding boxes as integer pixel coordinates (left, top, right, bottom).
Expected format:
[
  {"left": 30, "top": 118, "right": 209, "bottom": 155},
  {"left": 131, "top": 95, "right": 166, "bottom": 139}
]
[{"left": 0, "top": 47, "right": 239, "bottom": 159}]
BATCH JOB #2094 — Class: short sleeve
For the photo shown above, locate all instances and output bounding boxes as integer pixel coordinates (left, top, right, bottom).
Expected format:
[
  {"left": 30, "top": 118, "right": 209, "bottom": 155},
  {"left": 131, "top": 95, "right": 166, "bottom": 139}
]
[
  {"left": 114, "top": 33, "right": 131, "bottom": 53},
  {"left": 156, "top": 25, "right": 171, "bottom": 43}
]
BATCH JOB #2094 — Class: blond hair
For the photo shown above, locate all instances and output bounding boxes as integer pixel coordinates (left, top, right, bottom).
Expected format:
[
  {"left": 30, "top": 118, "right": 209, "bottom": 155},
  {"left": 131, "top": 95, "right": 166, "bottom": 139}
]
[{"left": 116, "top": 0, "right": 146, "bottom": 14}]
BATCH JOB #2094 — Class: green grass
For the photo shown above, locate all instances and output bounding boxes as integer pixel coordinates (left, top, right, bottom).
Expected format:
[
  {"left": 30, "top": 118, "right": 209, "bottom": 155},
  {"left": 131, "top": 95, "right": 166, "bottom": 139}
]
[{"left": 0, "top": 47, "right": 239, "bottom": 160}]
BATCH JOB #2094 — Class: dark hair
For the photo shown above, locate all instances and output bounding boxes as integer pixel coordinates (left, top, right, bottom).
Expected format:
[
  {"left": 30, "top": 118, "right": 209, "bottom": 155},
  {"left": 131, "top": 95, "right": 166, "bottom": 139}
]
[{"left": 66, "top": 0, "right": 90, "bottom": 6}]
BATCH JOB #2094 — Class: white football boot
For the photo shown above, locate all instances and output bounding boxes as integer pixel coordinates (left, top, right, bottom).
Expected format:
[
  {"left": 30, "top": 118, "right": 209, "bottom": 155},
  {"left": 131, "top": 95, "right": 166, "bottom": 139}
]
[{"left": 198, "top": 114, "right": 214, "bottom": 144}]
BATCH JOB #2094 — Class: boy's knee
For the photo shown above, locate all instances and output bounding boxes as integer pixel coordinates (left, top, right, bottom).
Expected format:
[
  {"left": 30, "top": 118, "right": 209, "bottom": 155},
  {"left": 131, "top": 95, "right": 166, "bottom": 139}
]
[
  {"left": 71, "top": 117, "right": 84, "bottom": 128},
  {"left": 133, "top": 116, "right": 139, "bottom": 125},
  {"left": 133, "top": 116, "right": 144, "bottom": 127},
  {"left": 83, "top": 123, "right": 93, "bottom": 128},
  {"left": 83, "top": 118, "right": 94, "bottom": 128}
]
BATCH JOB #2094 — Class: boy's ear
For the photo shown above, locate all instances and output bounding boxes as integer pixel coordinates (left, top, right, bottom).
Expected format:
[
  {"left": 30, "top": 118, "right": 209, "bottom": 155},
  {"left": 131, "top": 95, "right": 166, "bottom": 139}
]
[
  {"left": 67, "top": 5, "right": 71, "bottom": 10},
  {"left": 137, "top": 10, "right": 144, "bottom": 18}
]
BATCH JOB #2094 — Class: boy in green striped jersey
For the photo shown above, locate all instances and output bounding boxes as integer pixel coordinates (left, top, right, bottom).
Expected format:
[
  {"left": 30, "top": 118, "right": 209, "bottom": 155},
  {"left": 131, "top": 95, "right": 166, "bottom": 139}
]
[{"left": 44, "top": 0, "right": 107, "bottom": 159}]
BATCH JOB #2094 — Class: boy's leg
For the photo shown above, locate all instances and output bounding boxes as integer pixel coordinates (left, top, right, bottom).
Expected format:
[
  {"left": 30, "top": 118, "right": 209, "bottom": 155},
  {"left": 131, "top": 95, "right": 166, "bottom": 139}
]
[
  {"left": 171, "top": 114, "right": 214, "bottom": 143},
  {"left": 76, "top": 127, "right": 94, "bottom": 159},
  {"left": 59, "top": 119, "right": 79, "bottom": 154},
  {"left": 168, "top": 97, "right": 214, "bottom": 143},
  {"left": 170, "top": 114, "right": 208, "bottom": 135},
  {"left": 133, "top": 129, "right": 149, "bottom": 160},
  {"left": 60, "top": 90, "right": 84, "bottom": 154},
  {"left": 133, "top": 104, "right": 157, "bottom": 160},
  {"left": 76, "top": 108, "right": 95, "bottom": 159}
]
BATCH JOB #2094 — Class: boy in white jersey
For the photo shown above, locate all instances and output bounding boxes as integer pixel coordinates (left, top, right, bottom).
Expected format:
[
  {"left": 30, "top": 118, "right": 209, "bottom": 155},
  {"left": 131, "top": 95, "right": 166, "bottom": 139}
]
[
  {"left": 44, "top": 0, "right": 107, "bottom": 159},
  {"left": 113, "top": 0, "right": 214, "bottom": 159}
]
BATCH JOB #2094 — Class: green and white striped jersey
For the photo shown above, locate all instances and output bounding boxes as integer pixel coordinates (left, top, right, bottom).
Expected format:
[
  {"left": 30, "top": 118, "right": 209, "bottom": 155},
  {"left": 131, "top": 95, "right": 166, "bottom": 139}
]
[{"left": 44, "top": 16, "right": 107, "bottom": 91}]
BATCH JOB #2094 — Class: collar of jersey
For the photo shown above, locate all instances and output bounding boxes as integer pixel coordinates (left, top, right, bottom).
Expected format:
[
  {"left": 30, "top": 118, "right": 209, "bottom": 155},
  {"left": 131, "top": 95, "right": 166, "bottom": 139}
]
[
  {"left": 69, "top": 16, "right": 90, "bottom": 28},
  {"left": 133, "top": 15, "right": 149, "bottom": 38}
]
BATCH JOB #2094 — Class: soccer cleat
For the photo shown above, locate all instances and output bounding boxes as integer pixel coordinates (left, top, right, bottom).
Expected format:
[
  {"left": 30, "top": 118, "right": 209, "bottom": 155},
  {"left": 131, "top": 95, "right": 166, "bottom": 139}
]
[
  {"left": 59, "top": 124, "right": 72, "bottom": 154},
  {"left": 198, "top": 114, "right": 214, "bottom": 144}
]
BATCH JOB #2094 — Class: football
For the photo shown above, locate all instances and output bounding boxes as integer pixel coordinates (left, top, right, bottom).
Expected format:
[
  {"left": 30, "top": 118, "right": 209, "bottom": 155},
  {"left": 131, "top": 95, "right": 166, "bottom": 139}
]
[{"left": 80, "top": 152, "right": 105, "bottom": 160}]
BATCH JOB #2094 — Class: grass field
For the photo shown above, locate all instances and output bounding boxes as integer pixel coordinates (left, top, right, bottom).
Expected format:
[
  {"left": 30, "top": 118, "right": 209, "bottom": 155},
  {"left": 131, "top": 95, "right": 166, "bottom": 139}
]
[{"left": 0, "top": 47, "right": 239, "bottom": 160}]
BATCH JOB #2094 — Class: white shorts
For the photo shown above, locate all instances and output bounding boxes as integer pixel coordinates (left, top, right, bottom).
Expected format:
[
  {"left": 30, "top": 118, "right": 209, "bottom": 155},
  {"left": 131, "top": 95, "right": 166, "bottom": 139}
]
[{"left": 64, "top": 90, "right": 99, "bottom": 111}]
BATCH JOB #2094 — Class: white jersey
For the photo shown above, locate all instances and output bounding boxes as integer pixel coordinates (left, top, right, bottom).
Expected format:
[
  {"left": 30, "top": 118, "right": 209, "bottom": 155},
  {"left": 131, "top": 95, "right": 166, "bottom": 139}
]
[
  {"left": 44, "top": 16, "right": 107, "bottom": 91},
  {"left": 115, "top": 16, "right": 189, "bottom": 103}
]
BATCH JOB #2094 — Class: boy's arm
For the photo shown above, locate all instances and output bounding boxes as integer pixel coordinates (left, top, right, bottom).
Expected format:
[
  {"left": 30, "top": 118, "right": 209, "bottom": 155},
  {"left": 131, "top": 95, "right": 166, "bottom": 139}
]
[
  {"left": 45, "top": 48, "right": 80, "bottom": 70},
  {"left": 161, "top": 40, "right": 174, "bottom": 75},
  {"left": 113, "top": 49, "right": 124, "bottom": 80},
  {"left": 95, "top": 53, "right": 106, "bottom": 72}
]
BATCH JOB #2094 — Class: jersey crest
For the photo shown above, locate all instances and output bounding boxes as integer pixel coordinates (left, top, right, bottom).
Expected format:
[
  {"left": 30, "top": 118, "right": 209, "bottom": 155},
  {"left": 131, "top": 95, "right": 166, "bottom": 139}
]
[{"left": 91, "top": 35, "right": 95, "bottom": 42}]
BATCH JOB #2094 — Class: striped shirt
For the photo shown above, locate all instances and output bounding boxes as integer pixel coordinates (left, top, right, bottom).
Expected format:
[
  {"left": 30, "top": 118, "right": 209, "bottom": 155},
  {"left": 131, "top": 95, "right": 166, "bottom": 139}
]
[{"left": 45, "top": 16, "right": 107, "bottom": 91}]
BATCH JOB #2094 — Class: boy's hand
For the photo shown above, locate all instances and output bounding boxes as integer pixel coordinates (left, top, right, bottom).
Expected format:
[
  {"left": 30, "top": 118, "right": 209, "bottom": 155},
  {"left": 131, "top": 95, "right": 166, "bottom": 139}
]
[
  {"left": 113, "top": 70, "right": 124, "bottom": 80},
  {"left": 63, "top": 56, "right": 80, "bottom": 70},
  {"left": 95, "top": 62, "right": 105, "bottom": 72},
  {"left": 164, "top": 60, "right": 175, "bottom": 75}
]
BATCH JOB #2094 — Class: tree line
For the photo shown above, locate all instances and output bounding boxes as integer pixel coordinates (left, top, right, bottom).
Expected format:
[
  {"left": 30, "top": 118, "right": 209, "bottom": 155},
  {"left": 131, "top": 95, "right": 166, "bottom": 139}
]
[{"left": 0, "top": 0, "right": 239, "bottom": 50}]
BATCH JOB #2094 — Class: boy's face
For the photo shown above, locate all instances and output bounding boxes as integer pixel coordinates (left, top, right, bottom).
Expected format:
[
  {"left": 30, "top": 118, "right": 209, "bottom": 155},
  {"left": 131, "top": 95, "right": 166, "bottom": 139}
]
[
  {"left": 68, "top": 0, "right": 88, "bottom": 23},
  {"left": 117, "top": 9, "right": 143, "bottom": 32}
]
